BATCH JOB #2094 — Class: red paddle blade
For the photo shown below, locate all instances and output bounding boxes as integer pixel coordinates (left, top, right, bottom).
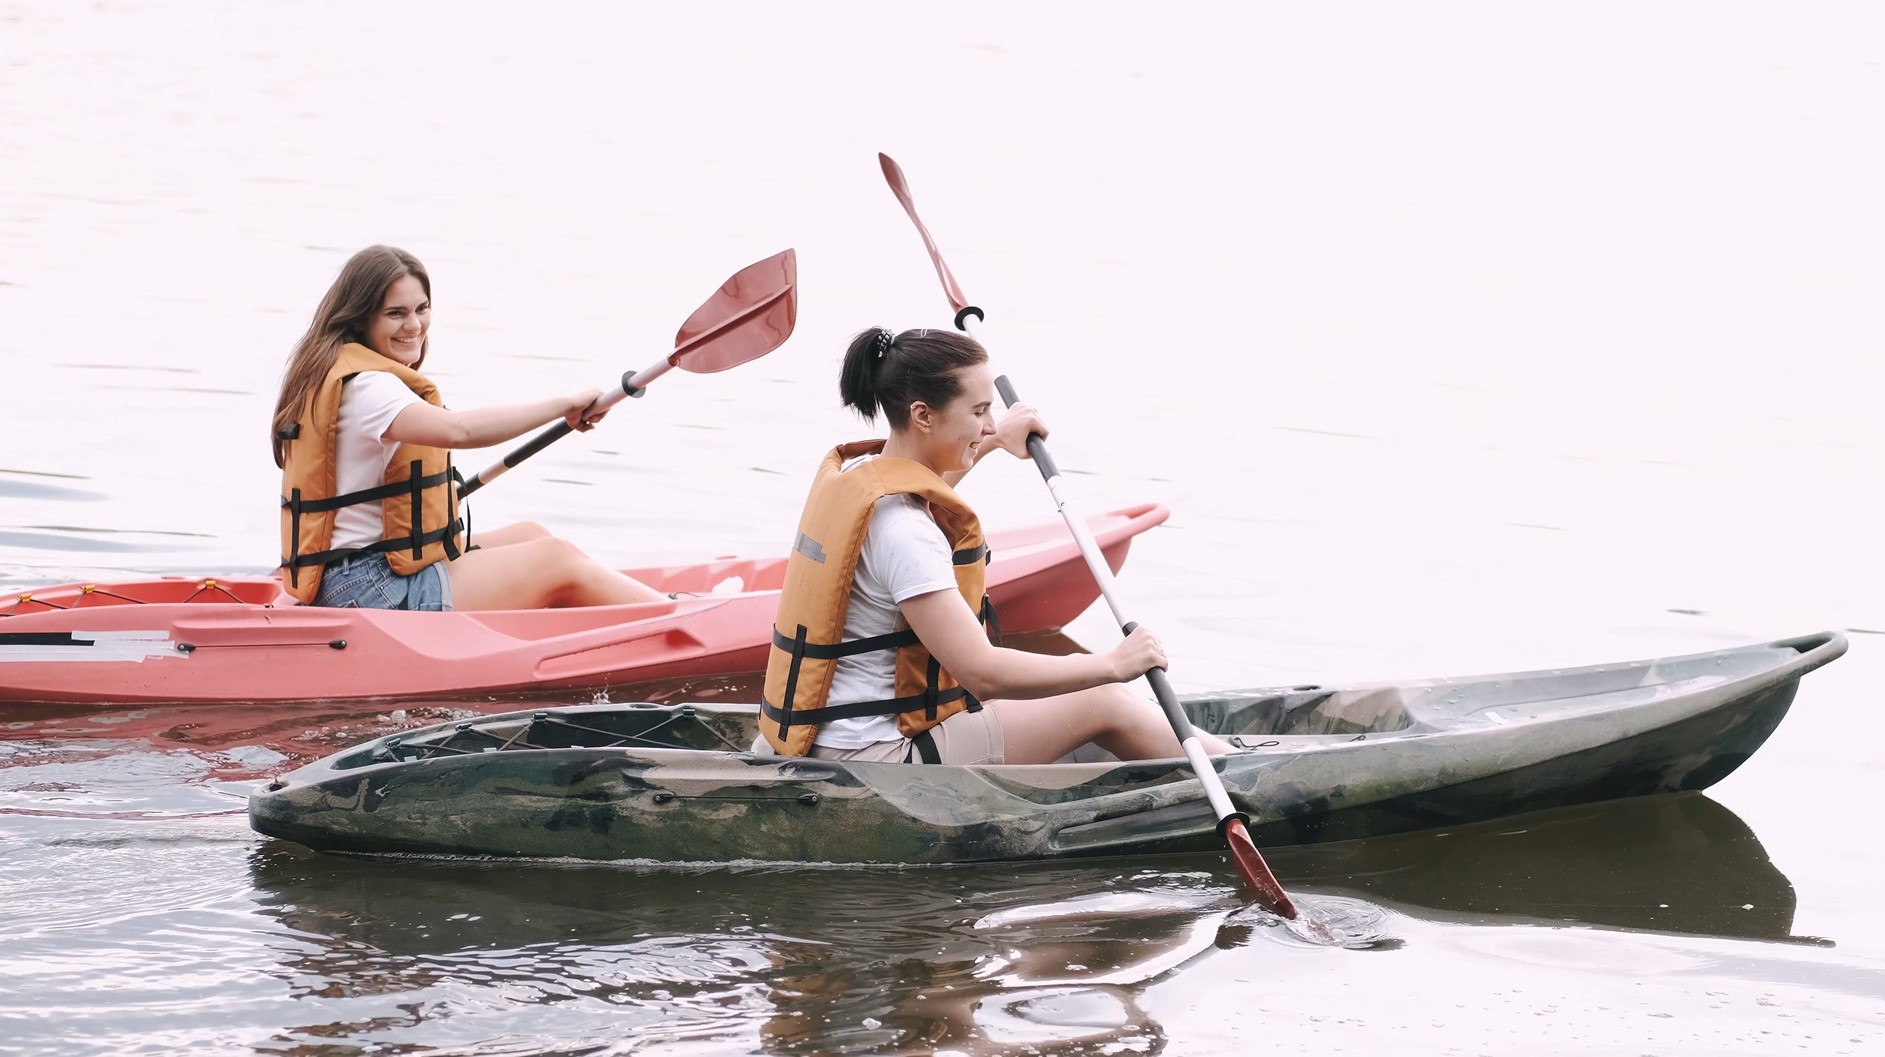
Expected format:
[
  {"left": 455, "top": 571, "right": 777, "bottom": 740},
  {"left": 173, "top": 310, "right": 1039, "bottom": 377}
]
[
  {"left": 1224, "top": 817, "right": 1298, "bottom": 919},
  {"left": 878, "top": 153, "right": 972, "bottom": 315},
  {"left": 671, "top": 248, "right": 798, "bottom": 373}
]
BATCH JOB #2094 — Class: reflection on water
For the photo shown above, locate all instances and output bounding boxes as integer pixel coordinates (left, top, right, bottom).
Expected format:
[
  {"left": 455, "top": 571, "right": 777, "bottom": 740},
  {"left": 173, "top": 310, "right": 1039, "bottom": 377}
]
[
  {"left": 245, "top": 849, "right": 1244, "bottom": 1055},
  {"left": 1275, "top": 792, "right": 1813, "bottom": 944},
  {"left": 0, "top": 676, "right": 1843, "bottom": 1056},
  {"left": 227, "top": 789, "right": 1814, "bottom": 1053}
]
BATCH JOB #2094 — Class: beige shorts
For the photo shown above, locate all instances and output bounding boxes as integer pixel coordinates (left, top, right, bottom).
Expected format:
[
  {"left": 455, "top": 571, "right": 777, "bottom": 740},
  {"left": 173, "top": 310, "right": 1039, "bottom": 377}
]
[{"left": 749, "top": 706, "right": 1005, "bottom": 765}]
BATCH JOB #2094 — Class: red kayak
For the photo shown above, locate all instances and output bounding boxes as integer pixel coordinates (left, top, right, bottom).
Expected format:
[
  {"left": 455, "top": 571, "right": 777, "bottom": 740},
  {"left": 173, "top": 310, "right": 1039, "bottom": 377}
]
[{"left": 0, "top": 504, "right": 1167, "bottom": 706}]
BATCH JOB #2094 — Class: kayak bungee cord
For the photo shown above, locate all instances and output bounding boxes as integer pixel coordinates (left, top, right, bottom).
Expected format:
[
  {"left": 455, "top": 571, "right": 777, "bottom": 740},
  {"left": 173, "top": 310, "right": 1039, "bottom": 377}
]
[{"left": 3, "top": 579, "right": 239, "bottom": 615}]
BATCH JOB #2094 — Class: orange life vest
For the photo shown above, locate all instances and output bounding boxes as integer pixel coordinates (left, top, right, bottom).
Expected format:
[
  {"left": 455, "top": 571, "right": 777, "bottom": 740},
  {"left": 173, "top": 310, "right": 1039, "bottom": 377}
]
[
  {"left": 277, "top": 342, "right": 464, "bottom": 603},
  {"left": 760, "top": 440, "right": 993, "bottom": 757}
]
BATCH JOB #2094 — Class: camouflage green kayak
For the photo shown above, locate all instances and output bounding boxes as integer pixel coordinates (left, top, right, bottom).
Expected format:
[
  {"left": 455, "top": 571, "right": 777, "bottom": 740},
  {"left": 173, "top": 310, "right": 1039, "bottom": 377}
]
[{"left": 248, "top": 631, "right": 1845, "bottom": 863}]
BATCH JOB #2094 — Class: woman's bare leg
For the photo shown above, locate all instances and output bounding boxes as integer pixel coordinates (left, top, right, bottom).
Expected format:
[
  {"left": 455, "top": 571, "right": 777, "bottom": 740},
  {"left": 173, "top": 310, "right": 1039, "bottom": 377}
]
[
  {"left": 989, "top": 685, "right": 1235, "bottom": 764},
  {"left": 444, "top": 535, "right": 666, "bottom": 610},
  {"left": 466, "top": 521, "right": 553, "bottom": 549}
]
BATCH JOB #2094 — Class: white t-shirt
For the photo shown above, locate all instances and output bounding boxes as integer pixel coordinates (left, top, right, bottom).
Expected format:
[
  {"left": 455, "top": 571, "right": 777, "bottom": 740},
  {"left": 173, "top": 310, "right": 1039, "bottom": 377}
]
[
  {"left": 813, "top": 455, "right": 961, "bottom": 749},
  {"left": 330, "top": 371, "right": 427, "bottom": 551}
]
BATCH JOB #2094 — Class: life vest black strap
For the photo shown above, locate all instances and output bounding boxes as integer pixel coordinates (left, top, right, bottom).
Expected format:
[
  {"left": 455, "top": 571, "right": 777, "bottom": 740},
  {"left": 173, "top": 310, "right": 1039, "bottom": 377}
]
[
  {"left": 951, "top": 544, "right": 988, "bottom": 566},
  {"left": 405, "top": 458, "right": 425, "bottom": 560},
  {"left": 281, "top": 519, "right": 466, "bottom": 571},
  {"left": 923, "top": 654, "right": 942, "bottom": 721},
  {"left": 766, "top": 595, "right": 1000, "bottom": 662},
  {"left": 443, "top": 465, "right": 465, "bottom": 560},
  {"left": 759, "top": 684, "right": 974, "bottom": 726},
  {"left": 769, "top": 624, "right": 919, "bottom": 660},
  {"left": 281, "top": 454, "right": 463, "bottom": 573},
  {"left": 905, "top": 729, "right": 942, "bottom": 765},
  {"left": 279, "top": 467, "right": 456, "bottom": 515},
  {"left": 285, "top": 487, "right": 306, "bottom": 588},
  {"left": 777, "top": 624, "right": 809, "bottom": 735}
]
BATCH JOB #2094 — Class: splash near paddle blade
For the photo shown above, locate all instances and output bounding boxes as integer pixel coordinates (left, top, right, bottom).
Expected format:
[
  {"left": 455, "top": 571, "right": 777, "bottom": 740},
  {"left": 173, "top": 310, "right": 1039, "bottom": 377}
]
[
  {"left": 671, "top": 249, "right": 798, "bottom": 373},
  {"left": 1225, "top": 817, "right": 1298, "bottom": 919}
]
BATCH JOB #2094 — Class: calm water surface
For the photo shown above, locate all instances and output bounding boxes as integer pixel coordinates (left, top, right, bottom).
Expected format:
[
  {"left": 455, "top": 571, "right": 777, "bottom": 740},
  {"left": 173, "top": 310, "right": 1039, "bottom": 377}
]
[{"left": 3, "top": 2, "right": 1883, "bottom": 1054}]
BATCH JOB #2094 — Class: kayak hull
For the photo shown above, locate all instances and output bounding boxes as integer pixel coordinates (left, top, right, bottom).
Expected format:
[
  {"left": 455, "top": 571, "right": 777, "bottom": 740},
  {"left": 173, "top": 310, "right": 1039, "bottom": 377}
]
[
  {"left": 0, "top": 504, "right": 1166, "bottom": 706},
  {"left": 248, "top": 630, "right": 1846, "bottom": 863}
]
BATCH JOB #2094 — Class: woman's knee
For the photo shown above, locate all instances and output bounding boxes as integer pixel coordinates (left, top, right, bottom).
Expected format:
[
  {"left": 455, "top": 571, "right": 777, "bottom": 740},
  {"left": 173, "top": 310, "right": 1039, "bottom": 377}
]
[
  {"left": 1088, "top": 684, "right": 1144, "bottom": 723},
  {"left": 502, "top": 521, "right": 554, "bottom": 543},
  {"left": 529, "top": 535, "right": 594, "bottom": 578}
]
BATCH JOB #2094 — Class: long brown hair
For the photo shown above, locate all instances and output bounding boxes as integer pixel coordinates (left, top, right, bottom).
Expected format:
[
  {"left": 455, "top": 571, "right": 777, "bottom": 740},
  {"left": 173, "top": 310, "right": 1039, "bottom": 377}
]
[{"left": 270, "top": 245, "right": 432, "bottom": 467}]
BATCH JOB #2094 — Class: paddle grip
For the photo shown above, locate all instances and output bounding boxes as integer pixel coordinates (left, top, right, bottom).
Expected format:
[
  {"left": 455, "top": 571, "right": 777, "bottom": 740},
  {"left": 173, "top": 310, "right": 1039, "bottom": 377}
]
[
  {"left": 505, "top": 421, "right": 575, "bottom": 468},
  {"left": 993, "top": 374, "right": 1059, "bottom": 481},
  {"left": 1122, "top": 620, "right": 1195, "bottom": 737}
]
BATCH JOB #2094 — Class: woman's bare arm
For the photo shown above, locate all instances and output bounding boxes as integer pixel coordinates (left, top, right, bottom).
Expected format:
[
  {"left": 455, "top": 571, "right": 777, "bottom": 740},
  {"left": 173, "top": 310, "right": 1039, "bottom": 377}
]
[{"left": 899, "top": 588, "right": 1164, "bottom": 701}]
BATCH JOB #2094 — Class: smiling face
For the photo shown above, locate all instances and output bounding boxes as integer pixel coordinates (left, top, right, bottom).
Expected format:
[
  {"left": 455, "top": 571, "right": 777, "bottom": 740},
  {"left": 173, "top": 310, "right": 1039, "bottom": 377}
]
[
  {"left": 362, "top": 274, "right": 430, "bottom": 366},
  {"left": 910, "top": 361, "right": 998, "bottom": 473}
]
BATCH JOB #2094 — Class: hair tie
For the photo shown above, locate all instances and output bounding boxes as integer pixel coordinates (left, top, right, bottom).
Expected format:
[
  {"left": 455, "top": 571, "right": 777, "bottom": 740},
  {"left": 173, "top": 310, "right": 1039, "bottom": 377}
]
[{"left": 874, "top": 330, "right": 895, "bottom": 360}]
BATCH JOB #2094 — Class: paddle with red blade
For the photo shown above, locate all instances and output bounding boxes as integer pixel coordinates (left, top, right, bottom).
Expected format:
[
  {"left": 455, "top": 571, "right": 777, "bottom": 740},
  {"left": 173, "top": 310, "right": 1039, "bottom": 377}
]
[
  {"left": 459, "top": 249, "right": 798, "bottom": 497},
  {"left": 877, "top": 153, "right": 1298, "bottom": 919}
]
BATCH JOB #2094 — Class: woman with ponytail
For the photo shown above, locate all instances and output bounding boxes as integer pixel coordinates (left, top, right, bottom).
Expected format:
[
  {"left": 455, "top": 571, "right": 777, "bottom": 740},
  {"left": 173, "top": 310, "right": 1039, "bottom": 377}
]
[
  {"left": 757, "top": 327, "right": 1236, "bottom": 765},
  {"left": 272, "top": 245, "right": 665, "bottom": 612}
]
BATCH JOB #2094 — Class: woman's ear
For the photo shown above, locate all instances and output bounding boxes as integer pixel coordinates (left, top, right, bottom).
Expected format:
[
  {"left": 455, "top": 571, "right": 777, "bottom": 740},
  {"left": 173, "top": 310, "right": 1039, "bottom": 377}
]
[{"left": 907, "top": 401, "right": 933, "bottom": 433}]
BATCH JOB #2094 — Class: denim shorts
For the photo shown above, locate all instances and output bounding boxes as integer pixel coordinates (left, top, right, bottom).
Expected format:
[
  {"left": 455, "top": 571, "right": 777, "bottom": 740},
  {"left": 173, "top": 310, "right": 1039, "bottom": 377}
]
[{"left": 313, "top": 552, "right": 453, "bottom": 612}]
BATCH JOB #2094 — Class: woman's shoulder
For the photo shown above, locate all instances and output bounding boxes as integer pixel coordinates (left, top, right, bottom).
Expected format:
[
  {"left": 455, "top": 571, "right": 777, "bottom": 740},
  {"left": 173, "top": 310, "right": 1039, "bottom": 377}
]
[
  {"left": 345, "top": 370, "right": 422, "bottom": 400},
  {"left": 339, "top": 371, "right": 426, "bottom": 429},
  {"left": 867, "top": 494, "right": 947, "bottom": 556},
  {"left": 871, "top": 491, "right": 933, "bottom": 520}
]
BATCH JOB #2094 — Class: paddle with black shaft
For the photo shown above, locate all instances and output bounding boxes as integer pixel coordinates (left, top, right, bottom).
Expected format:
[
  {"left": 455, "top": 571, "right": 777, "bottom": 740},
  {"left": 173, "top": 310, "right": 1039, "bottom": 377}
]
[
  {"left": 877, "top": 153, "right": 1299, "bottom": 919},
  {"left": 459, "top": 249, "right": 799, "bottom": 498}
]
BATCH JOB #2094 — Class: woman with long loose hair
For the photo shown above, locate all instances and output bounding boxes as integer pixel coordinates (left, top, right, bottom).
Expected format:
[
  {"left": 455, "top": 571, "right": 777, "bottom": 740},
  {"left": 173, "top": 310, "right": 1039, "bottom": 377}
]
[{"left": 272, "top": 244, "right": 663, "bottom": 611}]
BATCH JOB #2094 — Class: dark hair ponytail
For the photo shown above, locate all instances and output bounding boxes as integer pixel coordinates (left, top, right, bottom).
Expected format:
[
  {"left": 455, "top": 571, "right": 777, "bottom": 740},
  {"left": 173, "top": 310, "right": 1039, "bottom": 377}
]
[{"left": 839, "top": 327, "right": 988, "bottom": 429}]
